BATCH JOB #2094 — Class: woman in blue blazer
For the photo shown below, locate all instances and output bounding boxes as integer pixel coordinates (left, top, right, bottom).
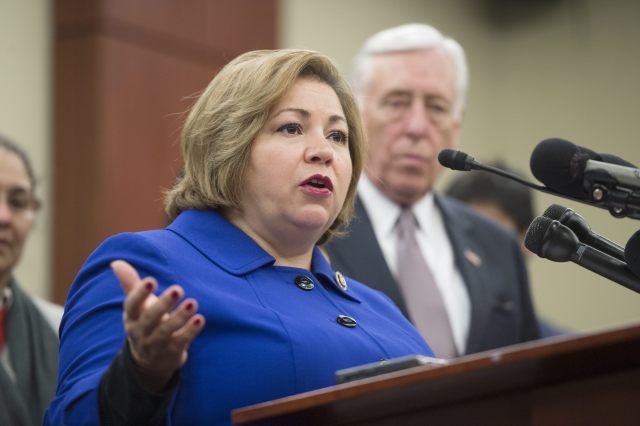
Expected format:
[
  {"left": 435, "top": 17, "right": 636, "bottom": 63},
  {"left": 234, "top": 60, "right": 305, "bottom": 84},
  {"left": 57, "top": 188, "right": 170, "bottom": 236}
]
[{"left": 45, "top": 49, "right": 433, "bottom": 425}]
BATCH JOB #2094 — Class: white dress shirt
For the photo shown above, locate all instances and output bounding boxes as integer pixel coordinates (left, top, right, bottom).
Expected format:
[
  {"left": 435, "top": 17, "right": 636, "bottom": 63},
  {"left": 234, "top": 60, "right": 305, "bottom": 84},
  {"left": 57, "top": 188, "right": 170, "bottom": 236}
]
[{"left": 358, "top": 175, "right": 471, "bottom": 355}]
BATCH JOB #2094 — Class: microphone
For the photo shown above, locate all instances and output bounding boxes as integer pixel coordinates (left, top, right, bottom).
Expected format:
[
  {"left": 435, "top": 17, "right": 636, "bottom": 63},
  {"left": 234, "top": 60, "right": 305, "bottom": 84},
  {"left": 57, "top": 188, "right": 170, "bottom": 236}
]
[
  {"left": 542, "top": 204, "right": 625, "bottom": 261},
  {"left": 599, "top": 153, "right": 637, "bottom": 169},
  {"left": 529, "top": 138, "right": 598, "bottom": 198},
  {"left": 530, "top": 138, "right": 640, "bottom": 218},
  {"left": 438, "top": 149, "right": 559, "bottom": 195},
  {"left": 624, "top": 230, "right": 640, "bottom": 279},
  {"left": 439, "top": 147, "right": 640, "bottom": 219},
  {"left": 438, "top": 148, "right": 608, "bottom": 203},
  {"left": 438, "top": 149, "right": 477, "bottom": 171},
  {"left": 583, "top": 159, "right": 640, "bottom": 190},
  {"left": 524, "top": 216, "right": 640, "bottom": 294}
]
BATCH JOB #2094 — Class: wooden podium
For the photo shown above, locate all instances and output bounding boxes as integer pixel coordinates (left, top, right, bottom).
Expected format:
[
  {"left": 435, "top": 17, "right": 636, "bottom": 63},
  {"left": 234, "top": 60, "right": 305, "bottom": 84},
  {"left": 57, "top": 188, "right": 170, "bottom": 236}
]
[{"left": 233, "top": 322, "right": 640, "bottom": 425}]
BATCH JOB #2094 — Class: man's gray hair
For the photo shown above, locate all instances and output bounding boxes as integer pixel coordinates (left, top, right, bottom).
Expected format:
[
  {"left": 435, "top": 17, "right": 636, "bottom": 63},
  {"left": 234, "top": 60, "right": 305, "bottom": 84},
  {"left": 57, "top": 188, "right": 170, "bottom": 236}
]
[{"left": 352, "top": 23, "right": 469, "bottom": 118}]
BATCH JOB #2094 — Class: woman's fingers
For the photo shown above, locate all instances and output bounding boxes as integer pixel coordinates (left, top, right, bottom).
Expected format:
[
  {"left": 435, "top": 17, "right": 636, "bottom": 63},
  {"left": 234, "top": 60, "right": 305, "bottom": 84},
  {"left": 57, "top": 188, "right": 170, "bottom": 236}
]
[
  {"left": 129, "top": 307, "right": 205, "bottom": 373},
  {"left": 172, "top": 313, "right": 206, "bottom": 350},
  {"left": 111, "top": 260, "right": 206, "bottom": 373},
  {"left": 111, "top": 260, "right": 141, "bottom": 294},
  {"left": 113, "top": 260, "right": 158, "bottom": 321},
  {"left": 135, "top": 285, "right": 184, "bottom": 336},
  {"left": 122, "top": 276, "right": 157, "bottom": 321},
  {"left": 150, "top": 298, "right": 201, "bottom": 341}
]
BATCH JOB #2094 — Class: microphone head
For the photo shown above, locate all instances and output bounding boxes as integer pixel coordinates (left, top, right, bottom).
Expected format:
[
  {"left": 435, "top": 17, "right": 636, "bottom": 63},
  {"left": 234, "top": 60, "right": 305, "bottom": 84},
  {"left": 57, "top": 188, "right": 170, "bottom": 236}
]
[
  {"left": 542, "top": 203, "right": 592, "bottom": 243},
  {"left": 525, "top": 216, "right": 579, "bottom": 262},
  {"left": 530, "top": 138, "right": 597, "bottom": 198},
  {"left": 524, "top": 216, "right": 551, "bottom": 256},
  {"left": 624, "top": 230, "right": 640, "bottom": 279},
  {"left": 542, "top": 204, "right": 570, "bottom": 221},
  {"left": 438, "top": 149, "right": 474, "bottom": 171}
]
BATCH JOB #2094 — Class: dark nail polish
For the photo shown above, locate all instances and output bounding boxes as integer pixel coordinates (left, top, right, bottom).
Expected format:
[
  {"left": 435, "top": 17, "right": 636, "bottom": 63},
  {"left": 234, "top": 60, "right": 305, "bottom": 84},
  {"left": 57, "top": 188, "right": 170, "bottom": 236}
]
[
  {"left": 185, "top": 302, "right": 194, "bottom": 311},
  {"left": 194, "top": 318, "right": 202, "bottom": 326},
  {"left": 145, "top": 282, "right": 153, "bottom": 292},
  {"left": 171, "top": 290, "right": 180, "bottom": 300}
]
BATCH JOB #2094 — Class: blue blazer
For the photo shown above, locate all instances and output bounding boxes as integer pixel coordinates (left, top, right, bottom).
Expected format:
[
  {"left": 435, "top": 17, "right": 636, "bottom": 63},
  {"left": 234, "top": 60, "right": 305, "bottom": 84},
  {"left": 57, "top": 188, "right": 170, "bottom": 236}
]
[
  {"left": 325, "top": 195, "right": 540, "bottom": 355},
  {"left": 45, "top": 210, "right": 432, "bottom": 426}
]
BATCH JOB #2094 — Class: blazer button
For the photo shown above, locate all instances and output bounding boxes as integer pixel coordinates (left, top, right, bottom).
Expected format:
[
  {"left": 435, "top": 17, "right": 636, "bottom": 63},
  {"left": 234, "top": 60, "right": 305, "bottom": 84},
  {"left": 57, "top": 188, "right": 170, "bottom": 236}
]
[
  {"left": 336, "top": 315, "right": 357, "bottom": 328},
  {"left": 295, "top": 275, "right": 314, "bottom": 291}
]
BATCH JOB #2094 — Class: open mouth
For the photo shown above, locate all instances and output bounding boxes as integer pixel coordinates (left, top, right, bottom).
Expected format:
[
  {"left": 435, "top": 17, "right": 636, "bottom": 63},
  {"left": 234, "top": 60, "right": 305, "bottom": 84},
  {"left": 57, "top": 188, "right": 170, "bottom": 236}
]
[
  {"left": 301, "top": 174, "right": 333, "bottom": 192},
  {"left": 300, "top": 175, "right": 333, "bottom": 193}
]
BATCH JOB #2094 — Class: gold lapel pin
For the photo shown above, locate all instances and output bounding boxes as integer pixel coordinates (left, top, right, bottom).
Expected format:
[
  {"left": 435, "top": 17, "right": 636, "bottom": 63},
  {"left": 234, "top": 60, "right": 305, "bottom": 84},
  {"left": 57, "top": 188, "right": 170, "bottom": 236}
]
[
  {"left": 335, "top": 271, "right": 348, "bottom": 291},
  {"left": 464, "top": 249, "right": 482, "bottom": 267}
]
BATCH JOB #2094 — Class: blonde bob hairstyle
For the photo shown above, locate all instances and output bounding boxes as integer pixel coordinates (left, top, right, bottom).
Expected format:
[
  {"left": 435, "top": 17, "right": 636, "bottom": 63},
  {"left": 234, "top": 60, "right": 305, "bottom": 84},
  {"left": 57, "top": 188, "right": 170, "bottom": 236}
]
[{"left": 165, "top": 49, "right": 365, "bottom": 244}]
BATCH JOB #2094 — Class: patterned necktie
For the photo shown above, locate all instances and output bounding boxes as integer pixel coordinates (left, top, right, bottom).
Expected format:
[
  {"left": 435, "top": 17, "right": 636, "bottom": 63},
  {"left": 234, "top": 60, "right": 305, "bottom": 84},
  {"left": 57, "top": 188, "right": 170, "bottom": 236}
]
[{"left": 395, "top": 208, "right": 457, "bottom": 358}]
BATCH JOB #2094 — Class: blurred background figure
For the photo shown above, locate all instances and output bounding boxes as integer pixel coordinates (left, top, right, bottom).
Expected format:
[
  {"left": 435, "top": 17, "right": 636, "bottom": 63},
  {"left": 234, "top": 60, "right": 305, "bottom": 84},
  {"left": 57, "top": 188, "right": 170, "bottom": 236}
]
[
  {"left": 0, "top": 134, "right": 63, "bottom": 426},
  {"left": 325, "top": 23, "right": 540, "bottom": 358},
  {"left": 445, "top": 160, "right": 533, "bottom": 252},
  {"left": 445, "top": 160, "right": 565, "bottom": 337}
]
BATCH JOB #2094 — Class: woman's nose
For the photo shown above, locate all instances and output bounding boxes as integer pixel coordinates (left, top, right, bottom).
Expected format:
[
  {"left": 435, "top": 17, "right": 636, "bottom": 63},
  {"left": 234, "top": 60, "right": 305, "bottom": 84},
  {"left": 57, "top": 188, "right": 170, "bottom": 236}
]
[
  {"left": 0, "top": 199, "right": 12, "bottom": 223},
  {"left": 305, "top": 134, "right": 334, "bottom": 164}
]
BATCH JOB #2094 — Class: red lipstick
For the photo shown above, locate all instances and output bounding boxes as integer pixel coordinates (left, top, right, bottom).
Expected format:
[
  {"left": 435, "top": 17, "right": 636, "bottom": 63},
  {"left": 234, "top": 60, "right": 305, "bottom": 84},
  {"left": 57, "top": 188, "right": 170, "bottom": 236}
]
[{"left": 300, "top": 174, "right": 333, "bottom": 196}]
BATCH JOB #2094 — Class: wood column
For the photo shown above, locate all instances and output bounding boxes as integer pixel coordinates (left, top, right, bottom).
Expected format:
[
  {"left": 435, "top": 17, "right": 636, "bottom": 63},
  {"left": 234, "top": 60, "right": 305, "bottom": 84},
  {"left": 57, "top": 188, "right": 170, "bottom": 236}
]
[{"left": 53, "top": 0, "right": 277, "bottom": 303}]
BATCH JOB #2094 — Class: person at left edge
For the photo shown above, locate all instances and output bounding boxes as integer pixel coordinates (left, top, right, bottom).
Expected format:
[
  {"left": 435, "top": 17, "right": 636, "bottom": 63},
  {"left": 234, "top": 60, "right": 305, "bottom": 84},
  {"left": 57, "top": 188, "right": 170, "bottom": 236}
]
[
  {"left": 0, "top": 135, "right": 64, "bottom": 426},
  {"left": 44, "top": 49, "right": 433, "bottom": 426}
]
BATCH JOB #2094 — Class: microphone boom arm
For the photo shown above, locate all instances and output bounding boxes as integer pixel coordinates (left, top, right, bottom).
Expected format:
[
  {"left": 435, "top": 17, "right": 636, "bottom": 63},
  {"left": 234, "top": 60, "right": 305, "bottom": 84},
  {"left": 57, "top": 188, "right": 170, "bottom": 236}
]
[{"left": 439, "top": 148, "right": 640, "bottom": 220}]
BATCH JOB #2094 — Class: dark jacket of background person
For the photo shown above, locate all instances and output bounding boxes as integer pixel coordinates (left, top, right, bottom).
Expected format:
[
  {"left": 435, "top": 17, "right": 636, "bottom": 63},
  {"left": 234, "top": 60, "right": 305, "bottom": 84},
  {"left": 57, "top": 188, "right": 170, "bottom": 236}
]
[
  {"left": 0, "top": 279, "right": 59, "bottom": 426},
  {"left": 445, "top": 161, "right": 566, "bottom": 338},
  {"left": 326, "top": 194, "right": 539, "bottom": 354}
]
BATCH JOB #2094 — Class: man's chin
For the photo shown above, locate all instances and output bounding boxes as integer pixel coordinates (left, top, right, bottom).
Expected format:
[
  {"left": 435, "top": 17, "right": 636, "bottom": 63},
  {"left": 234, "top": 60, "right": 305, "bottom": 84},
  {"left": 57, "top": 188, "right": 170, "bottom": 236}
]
[{"left": 385, "top": 182, "right": 431, "bottom": 206}]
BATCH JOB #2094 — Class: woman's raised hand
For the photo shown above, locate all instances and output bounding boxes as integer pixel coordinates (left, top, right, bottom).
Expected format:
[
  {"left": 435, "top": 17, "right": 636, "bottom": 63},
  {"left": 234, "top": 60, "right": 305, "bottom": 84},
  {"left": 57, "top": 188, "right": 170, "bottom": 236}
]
[{"left": 111, "top": 260, "right": 205, "bottom": 392}]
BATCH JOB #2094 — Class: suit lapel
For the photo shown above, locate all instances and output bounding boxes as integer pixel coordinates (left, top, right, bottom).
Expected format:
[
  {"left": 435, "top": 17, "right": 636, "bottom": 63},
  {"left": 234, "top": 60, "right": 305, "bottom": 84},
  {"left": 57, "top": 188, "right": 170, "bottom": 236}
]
[{"left": 436, "top": 195, "right": 491, "bottom": 354}]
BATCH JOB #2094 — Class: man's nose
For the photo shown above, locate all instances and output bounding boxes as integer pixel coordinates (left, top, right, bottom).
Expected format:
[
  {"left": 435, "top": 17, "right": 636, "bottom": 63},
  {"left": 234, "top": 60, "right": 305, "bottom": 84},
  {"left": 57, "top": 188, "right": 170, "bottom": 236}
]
[{"left": 404, "top": 102, "right": 429, "bottom": 141}]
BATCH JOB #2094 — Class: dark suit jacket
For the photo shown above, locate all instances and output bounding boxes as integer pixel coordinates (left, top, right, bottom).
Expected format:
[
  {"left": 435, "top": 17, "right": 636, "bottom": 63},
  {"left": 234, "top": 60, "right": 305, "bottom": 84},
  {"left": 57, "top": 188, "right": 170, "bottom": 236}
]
[{"left": 325, "top": 194, "right": 540, "bottom": 355}]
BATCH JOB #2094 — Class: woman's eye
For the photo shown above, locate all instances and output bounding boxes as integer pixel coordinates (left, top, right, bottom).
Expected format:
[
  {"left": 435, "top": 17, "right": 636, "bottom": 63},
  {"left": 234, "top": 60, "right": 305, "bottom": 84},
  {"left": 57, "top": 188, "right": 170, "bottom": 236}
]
[
  {"left": 328, "top": 131, "right": 348, "bottom": 144},
  {"left": 7, "top": 190, "right": 31, "bottom": 211},
  {"left": 278, "top": 123, "right": 302, "bottom": 135}
]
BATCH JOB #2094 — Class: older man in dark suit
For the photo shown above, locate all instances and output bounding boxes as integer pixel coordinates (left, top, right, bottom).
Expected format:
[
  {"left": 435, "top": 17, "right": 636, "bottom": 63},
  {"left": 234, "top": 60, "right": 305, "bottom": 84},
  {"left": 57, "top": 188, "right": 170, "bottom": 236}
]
[{"left": 325, "top": 23, "right": 540, "bottom": 358}]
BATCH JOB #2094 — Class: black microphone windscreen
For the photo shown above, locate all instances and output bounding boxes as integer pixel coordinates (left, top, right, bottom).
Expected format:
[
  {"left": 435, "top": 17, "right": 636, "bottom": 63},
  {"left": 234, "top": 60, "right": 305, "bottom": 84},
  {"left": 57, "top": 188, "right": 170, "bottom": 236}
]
[
  {"left": 543, "top": 204, "right": 569, "bottom": 220},
  {"left": 524, "top": 216, "right": 553, "bottom": 256},
  {"left": 438, "top": 149, "right": 472, "bottom": 171},
  {"left": 530, "top": 138, "right": 597, "bottom": 198},
  {"left": 624, "top": 230, "right": 640, "bottom": 278}
]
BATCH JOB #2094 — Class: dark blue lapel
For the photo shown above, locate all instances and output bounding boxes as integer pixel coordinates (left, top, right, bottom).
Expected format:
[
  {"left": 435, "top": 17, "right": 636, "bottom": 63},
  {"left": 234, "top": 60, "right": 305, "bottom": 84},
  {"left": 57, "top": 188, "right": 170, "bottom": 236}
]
[{"left": 436, "top": 194, "right": 494, "bottom": 354}]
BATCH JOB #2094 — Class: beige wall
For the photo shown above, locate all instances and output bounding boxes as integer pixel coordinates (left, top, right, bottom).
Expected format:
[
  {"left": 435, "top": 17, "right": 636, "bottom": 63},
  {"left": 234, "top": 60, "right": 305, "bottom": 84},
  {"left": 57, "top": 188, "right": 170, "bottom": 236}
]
[
  {"left": 3, "top": 0, "right": 639, "bottom": 330},
  {"left": 281, "top": 0, "right": 640, "bottom": 332},
  {"left": 0, "top": 1, "right": 52, "bottom": 299}
]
